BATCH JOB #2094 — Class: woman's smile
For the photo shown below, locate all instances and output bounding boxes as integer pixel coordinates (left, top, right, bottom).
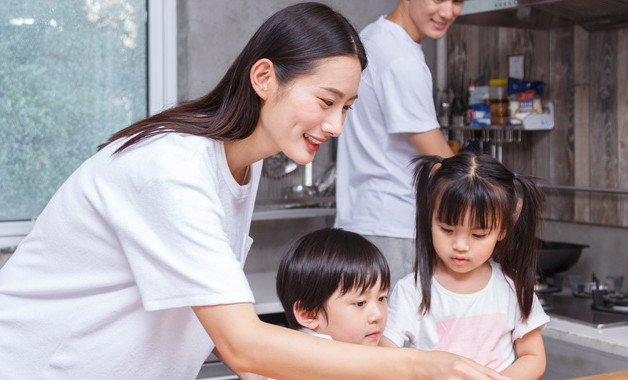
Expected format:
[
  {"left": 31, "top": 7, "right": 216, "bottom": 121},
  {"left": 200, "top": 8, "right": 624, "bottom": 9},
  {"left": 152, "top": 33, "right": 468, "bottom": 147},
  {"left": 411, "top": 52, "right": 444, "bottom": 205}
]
[{"left": 304, "top": 133, "right": 327, "bottom": 151}]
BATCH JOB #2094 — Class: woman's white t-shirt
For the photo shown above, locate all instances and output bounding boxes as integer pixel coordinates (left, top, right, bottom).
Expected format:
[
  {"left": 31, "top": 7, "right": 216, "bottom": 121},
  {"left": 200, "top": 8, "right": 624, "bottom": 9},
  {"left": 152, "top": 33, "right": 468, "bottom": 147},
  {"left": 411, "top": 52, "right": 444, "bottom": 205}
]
[{"left": 0, "top": 133, "right": 262, "bottom": 379}]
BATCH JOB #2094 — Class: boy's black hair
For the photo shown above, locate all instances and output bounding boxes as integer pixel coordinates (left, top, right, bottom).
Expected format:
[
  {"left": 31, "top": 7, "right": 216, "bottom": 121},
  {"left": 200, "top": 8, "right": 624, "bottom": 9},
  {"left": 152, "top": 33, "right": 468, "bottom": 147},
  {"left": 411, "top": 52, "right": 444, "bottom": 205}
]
[{"left": 276, "top": 228, "right": 390, "bottom": 330}]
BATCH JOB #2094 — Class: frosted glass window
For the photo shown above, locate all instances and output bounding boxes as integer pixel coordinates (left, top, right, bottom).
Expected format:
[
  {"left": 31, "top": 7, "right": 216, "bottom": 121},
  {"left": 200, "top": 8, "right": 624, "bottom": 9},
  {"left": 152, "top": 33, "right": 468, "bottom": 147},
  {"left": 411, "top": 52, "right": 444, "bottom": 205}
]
[{"left": 0, "top": 0, "right": 147, "bottom": 221}]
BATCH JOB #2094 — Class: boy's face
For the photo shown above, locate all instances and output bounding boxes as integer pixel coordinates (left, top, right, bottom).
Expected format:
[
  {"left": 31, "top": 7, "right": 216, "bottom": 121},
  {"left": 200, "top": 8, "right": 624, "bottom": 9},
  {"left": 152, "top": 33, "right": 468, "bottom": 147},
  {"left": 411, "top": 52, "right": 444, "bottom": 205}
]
[{"left": 314, "top": 277, "right": 388, "bottom": 346}]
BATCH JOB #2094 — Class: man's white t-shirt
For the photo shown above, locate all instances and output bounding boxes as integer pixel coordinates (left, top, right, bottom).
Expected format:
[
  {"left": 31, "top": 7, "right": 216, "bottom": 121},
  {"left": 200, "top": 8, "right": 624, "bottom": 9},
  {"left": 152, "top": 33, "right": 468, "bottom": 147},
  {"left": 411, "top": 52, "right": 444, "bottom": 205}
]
[
  {"left": 384, "top": 261, "right": 550, "bottom": 372},
  {"left": 0, "top": 133, "right": 262, "bottom": 379},
  {"left": 335, "top": 15, "right": 440, "bottom": 239}
]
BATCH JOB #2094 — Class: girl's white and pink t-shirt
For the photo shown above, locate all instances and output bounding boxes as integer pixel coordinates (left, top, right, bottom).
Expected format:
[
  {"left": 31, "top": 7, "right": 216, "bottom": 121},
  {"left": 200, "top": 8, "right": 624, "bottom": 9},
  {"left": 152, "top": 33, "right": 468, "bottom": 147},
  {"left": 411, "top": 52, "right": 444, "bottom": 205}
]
[{"left": 384, "top": 260, "right": 549, "bottom": 371}]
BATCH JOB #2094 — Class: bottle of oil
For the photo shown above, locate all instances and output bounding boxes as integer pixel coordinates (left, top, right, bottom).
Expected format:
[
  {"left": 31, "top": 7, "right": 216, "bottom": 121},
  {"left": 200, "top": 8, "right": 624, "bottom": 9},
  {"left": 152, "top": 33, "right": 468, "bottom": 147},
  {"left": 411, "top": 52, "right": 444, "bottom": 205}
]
[{"left": 489, "top": 78, "right": 509, "bottom": 126}]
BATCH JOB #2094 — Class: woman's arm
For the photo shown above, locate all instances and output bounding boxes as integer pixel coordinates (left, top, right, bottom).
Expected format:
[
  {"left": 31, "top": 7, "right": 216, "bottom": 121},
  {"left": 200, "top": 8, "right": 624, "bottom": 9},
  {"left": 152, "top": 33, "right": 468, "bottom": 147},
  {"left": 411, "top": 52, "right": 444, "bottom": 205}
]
[
  {"left": 379, "top": 336, "right": 400, "bottom": 348},
  {"left": 194, "top": 303, "right": 510, "bottom": 380},
  {"left": 500, "top": 328, "right": 546, "bottom": 380},
  {"left": 213, "top": 347, "right": 267, "bottom": 380}
]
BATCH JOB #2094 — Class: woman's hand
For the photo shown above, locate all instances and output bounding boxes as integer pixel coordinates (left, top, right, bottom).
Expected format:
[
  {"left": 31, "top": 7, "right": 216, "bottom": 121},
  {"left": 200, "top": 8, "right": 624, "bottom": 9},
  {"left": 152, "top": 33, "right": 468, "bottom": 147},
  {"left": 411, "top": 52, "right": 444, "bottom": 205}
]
[
  {"left": 236, "top": 372, "right": 267, "bottom": 380},
  {"left": 194, "top": 303, "right": 511, "bottom": 380},
  {"left": 420, "top": 350, "right": 512, "bottom": 380}
]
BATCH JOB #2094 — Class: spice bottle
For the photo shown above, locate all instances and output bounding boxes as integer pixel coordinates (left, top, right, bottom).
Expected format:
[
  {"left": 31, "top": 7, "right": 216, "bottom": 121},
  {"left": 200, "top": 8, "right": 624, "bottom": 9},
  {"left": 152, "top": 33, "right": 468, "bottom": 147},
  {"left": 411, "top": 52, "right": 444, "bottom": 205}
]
[{"left": 489, "top": 78, "right": 509, "bottom": 126}]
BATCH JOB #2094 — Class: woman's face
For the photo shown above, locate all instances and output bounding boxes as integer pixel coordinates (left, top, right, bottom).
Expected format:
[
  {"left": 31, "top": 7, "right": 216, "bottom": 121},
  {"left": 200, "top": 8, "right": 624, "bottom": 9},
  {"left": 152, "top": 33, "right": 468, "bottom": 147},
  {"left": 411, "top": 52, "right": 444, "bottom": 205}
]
[
  {"left": 259, "top": 55, "right": 362, "bottom": 165},
  {"left": 408, "top": 0, "right": 464, "bottom": 42}
]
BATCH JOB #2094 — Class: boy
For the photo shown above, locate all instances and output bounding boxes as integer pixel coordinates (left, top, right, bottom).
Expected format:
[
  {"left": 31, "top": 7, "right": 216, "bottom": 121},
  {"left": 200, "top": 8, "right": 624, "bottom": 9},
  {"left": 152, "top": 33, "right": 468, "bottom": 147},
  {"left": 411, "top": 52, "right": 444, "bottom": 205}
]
[{"left": 276, "top": 228, "right": 390, "bottom": 345}]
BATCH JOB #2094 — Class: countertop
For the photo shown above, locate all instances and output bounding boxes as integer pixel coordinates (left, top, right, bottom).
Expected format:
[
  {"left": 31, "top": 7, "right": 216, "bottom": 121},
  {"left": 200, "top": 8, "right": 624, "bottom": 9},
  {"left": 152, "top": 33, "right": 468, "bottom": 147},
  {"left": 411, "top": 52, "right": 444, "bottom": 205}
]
[
  {"left": 571, "top": 370, "right": 628, "bottom": 379},
  {"left": 542, "top": 291, "right": 628, "bottom": 358},
  {"left": 543, "top": 315, "right": 628, "bottom": 358}
]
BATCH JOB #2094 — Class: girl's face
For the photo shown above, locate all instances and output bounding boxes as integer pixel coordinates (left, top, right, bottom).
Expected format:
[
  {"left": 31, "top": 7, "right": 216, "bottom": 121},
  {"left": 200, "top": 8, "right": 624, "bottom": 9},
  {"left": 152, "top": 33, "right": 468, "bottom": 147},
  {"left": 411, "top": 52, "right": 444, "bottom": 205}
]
[
  {"left": 259, "top": 55, "right": 361, "bottom": 165},
  {"left": 431, "top": 209, "right": 503, "bottom": 278},
  {"left": 313, "top": 277, "right": 388, "bottom": 346},
  {"left": 408, "top": 0, "right": 464, "bottom": 42}
]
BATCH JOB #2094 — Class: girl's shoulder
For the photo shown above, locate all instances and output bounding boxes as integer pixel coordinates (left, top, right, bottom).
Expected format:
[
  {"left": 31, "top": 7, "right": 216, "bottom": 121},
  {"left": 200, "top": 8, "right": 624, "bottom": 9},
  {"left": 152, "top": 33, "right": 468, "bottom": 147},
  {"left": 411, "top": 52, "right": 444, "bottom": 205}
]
[{"left": 488, "top": 260, "right": 518, "bottom": 295}]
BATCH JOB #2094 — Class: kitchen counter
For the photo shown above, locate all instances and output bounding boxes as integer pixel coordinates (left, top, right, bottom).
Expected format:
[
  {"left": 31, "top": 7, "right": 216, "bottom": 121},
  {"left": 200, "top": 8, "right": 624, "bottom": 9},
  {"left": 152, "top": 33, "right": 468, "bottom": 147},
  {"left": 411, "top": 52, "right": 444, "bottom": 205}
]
[
  {"left": 571, "top": 370, "right": 628, "bottom": 380},
  {"left": 543, "top": 316, "right": 628, "bottom": 358}
]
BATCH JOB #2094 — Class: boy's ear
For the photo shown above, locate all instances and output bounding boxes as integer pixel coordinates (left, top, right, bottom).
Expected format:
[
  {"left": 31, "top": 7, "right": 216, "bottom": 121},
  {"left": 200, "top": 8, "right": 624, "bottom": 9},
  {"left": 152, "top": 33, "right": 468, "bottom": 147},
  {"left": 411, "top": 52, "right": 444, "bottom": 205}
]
[{"left": 293, "top": 302, "right": 320, "bottom": 330}]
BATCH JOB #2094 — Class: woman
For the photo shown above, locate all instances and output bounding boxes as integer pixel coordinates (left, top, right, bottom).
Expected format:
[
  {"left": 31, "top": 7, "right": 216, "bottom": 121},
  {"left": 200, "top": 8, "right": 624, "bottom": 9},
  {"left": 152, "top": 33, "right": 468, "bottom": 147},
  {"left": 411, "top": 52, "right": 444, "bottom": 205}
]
[{"left": 0, "top": 3, "right": 505, "bottom": 379}]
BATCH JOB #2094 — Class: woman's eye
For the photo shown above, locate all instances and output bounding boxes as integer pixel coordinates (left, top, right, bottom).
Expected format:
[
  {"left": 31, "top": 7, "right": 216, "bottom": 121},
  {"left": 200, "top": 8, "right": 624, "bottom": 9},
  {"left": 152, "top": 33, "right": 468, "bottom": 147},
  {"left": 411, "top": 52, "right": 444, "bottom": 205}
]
[
  {"left": 343, "top": 104, "right": 353, "bottom": 111},
  {"left": 355, "top": 301, "right": 366, "bottom": 307},
  {"left": 378, "top": 296, "right": 388, "bottom": 302},
  {"left": 320, "top": 98, "right": 333, "bottom": 107}
]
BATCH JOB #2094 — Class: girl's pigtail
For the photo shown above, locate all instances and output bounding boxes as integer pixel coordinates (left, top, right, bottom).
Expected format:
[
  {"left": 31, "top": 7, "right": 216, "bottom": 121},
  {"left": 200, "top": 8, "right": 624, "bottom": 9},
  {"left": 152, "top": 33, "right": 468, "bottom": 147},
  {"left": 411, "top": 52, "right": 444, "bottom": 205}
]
[
  {"left": 509, "top": 173, "right": 544, "bottom": 319},
  {"left": 411, "top": 155, "right": 443, "bottom": 315}
]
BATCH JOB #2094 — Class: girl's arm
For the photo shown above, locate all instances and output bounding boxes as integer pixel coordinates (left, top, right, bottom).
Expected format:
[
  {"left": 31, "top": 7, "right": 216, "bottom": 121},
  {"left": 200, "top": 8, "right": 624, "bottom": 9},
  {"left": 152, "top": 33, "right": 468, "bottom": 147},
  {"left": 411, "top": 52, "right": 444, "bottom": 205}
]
[
  {"left": 500, "top": 328, "right": 546, "bottom": 380},
  {"left": 194, "top": 302, "right": 511, "bottom": 380}
]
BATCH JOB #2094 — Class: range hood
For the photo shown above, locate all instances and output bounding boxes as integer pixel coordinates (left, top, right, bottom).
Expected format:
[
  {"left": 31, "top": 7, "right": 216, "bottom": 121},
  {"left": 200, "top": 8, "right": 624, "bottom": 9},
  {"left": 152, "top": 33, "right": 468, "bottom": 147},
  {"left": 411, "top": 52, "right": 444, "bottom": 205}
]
[{"left": 457, "top": 0, "right": 628, "bottom": 31}]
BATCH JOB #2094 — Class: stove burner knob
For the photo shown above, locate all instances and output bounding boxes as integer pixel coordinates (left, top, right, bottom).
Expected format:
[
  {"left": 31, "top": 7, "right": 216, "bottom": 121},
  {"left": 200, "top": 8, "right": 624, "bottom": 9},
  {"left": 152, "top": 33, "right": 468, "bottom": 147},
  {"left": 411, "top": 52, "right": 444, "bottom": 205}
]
[
  {"left": 606, "top": 276, "right": 624, "bottom": 295},
  {"left": 568, "top": 274, "right": 583, "bottom": 294}
]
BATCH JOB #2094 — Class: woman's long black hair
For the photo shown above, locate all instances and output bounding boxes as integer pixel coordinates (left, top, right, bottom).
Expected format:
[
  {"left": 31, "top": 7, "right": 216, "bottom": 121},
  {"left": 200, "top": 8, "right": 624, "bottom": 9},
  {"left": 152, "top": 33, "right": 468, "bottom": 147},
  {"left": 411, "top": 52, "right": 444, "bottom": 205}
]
[
  {"left": 412, "top": 152, "right": 544, "bottom": 320},
  {"left": 99, "top": 2, "right": 367, "bottom": 153}
]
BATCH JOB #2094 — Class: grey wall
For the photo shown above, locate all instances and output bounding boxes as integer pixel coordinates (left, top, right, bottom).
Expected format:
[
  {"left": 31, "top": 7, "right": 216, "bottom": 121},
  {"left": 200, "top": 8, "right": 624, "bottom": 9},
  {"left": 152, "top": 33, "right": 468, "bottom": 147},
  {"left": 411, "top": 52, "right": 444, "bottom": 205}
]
[{"left": 178, "top": 0, "right": 401, "bottom": 101}]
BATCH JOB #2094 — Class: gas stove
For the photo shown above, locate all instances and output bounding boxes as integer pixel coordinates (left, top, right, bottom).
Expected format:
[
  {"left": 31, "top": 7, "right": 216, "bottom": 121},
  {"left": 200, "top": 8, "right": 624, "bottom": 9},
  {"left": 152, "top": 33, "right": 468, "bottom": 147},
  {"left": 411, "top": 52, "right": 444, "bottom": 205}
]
[{"left": 537, "top": 273, "right": 628, "bottom": 328}]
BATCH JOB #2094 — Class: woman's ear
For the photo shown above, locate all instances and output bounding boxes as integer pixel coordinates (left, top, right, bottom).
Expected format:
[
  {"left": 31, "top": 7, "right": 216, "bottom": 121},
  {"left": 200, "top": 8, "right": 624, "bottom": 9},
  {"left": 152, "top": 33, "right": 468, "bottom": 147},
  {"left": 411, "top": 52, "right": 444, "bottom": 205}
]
[
  {"left": 293, "top": 302, "right": 321, "bottom": 330},
  {"left": 250, "top": 58, "right": 275, "bottom": 100}
]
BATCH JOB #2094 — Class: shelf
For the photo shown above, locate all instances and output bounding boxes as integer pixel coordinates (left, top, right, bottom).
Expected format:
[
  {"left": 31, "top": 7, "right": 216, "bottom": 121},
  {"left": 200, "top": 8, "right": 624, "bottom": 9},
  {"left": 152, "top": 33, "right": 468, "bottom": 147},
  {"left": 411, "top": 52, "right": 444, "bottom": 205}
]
[
  {"left": 443, "top": 124, "right": 524, "bottom": 145},
  {"left": 252, "top": 207, "right": 336, "bottom": 221}
]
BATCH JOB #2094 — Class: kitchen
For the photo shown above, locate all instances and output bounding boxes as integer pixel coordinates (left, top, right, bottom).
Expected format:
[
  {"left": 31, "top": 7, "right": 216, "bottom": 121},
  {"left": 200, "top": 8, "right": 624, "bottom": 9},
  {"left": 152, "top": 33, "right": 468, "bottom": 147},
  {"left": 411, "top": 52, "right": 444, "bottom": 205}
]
[{"left": 1, "top": 0, "right": 628, "bottom": 379}]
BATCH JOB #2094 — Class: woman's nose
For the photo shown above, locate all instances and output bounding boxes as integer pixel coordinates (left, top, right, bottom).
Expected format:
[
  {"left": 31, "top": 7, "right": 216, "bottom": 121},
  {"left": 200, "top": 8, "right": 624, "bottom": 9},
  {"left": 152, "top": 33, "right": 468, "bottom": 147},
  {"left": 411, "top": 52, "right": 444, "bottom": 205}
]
[
  {"left": 323, "top": 107, "right": 345, "bottom": 137},
  {"left": 321, "top": 120, "right": 342, "bottom": 137}
]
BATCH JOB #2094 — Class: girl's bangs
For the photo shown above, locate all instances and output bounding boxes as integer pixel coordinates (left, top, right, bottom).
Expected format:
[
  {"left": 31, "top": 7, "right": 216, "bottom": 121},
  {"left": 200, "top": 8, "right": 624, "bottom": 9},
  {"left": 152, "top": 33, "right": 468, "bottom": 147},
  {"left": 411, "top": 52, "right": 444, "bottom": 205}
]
[{"left": 434, "top": 181, "right": 505, "bottom": 230}]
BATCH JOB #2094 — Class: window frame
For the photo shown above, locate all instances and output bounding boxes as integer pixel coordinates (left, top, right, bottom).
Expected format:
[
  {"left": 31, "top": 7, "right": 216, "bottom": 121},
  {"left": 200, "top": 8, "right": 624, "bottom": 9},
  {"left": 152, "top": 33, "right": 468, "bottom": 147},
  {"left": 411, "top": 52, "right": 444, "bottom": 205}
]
[{"left": 0, "top": 0, "right": 178, "bottom": 247}]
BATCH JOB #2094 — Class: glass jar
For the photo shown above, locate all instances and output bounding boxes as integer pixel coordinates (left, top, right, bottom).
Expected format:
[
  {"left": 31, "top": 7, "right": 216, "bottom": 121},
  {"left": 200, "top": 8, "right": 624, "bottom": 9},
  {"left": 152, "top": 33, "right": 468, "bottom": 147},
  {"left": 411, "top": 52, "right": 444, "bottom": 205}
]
[{"left": 489, "top": 78, "right": 509, "bottom": 126}]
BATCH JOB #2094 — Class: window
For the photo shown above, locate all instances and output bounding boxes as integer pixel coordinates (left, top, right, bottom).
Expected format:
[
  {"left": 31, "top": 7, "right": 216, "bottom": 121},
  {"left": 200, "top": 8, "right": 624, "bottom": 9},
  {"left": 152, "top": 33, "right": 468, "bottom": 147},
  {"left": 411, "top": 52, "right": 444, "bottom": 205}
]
[{"left": 0, "top": 0, "right": 176, "bottom": 244}]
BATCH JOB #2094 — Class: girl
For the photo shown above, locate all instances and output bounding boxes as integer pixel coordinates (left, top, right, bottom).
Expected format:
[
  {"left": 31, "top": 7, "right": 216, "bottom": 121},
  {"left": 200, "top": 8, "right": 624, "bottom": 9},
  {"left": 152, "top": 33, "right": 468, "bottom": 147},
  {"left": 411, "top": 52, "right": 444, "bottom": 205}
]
[
  {"left": 381, "top": 152, "right": 549, "bottom": 380},
  {"left": 0, "top": 3, "right": 505, "bottom": 380}
]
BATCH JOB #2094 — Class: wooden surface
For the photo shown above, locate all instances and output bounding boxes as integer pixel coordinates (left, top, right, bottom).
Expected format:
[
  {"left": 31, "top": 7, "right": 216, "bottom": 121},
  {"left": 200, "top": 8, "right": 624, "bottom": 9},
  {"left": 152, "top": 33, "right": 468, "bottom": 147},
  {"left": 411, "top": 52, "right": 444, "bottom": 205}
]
[
  {"left": 446, "top": 23, "right": 628, "bottom": 227},
  {"left": 569, "top": 370, "right": 628, "bottom": 379}
]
